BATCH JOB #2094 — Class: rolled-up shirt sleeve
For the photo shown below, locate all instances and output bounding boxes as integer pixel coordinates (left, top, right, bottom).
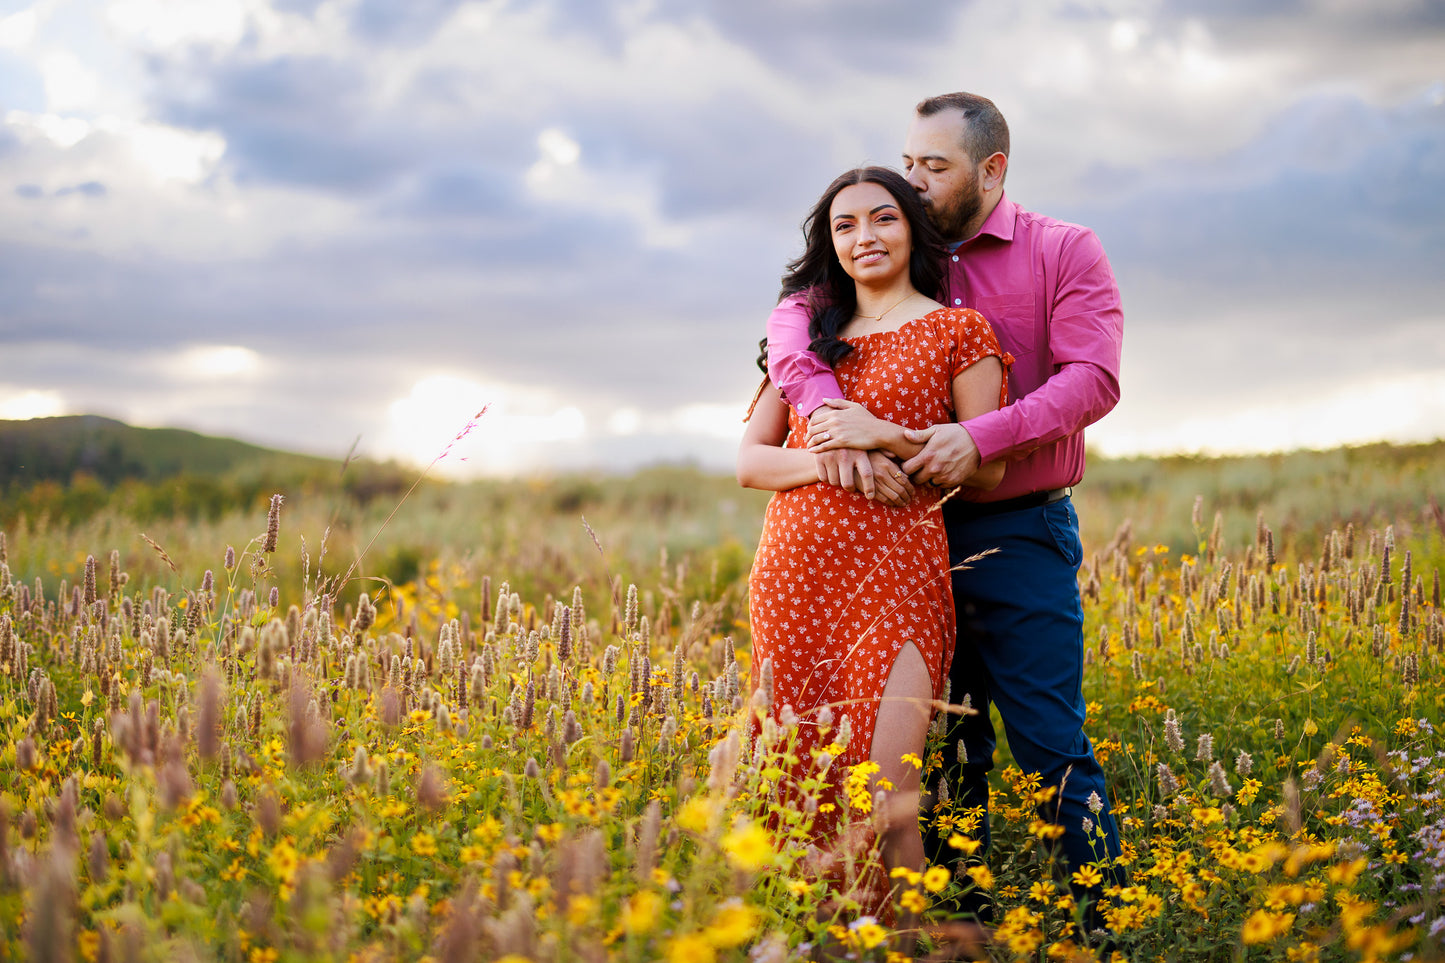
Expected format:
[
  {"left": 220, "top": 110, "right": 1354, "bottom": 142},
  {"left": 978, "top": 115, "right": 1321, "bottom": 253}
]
[
  {"left": 962, "top": 231, "right": 1123, "bottom": 463},
  {"left": 765, "top": 295, "right": 843, "bottom": 419}
]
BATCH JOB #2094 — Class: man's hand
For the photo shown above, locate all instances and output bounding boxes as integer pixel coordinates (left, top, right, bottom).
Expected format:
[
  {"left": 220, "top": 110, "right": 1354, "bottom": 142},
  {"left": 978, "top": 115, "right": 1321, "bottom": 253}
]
[
  {"left": 814, "top": 448, "right": 876, "bottom": 499},
  {"left": 901, "top": 423, "right": 980, "bottom": 488},
  {"left": 867, "top": 451, "right": 914, "bottom": 507},
  {"left": 804, "top": 399, "right": 886, "bottom": 452}
]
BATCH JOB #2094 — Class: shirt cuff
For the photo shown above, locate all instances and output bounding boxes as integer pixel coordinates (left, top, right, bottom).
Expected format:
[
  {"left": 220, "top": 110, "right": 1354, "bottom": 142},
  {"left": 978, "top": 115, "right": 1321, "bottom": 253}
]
[
  {"left": 783, "top": 373, "right": 843, "bottom": 419},
  {"left": 961, "top": 409, "right": 1011, "bottom": 463}
]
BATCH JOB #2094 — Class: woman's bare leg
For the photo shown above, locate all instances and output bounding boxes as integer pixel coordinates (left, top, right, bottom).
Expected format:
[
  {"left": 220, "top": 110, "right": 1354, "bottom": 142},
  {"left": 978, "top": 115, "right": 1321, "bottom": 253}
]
[{"left": 869, "top": 641, "right": 933, "bottom": 953}]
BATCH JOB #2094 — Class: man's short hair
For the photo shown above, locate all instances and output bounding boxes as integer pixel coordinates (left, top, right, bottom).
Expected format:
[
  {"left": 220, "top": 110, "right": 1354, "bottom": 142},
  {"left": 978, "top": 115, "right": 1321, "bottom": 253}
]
[{"left": 916, "top": 92, "right": 1010, "bottom": 165}]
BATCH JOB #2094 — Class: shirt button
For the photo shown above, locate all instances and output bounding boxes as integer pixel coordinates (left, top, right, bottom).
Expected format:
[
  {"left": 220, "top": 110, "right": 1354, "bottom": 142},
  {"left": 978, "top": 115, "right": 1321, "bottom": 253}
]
[
  {"left": 952, "top": 255, "right": 959, "bottom": 262},
  {"left": 953, "top": 298, "right": 962, "bottom": 305}
]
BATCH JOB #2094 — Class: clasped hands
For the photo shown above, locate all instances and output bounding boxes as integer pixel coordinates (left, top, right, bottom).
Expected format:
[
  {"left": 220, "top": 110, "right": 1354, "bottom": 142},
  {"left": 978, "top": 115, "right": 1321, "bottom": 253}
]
[{"left": 805, "top": 398, "right": 981, "bottom": 505}]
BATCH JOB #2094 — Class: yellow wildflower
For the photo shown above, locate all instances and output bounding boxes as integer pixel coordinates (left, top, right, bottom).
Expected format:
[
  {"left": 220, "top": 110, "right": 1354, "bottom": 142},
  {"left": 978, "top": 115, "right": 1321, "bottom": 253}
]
[
  {"left": 966, "top": 865, "right": 994, "bottom": 890},
  {"left": 948, "top": 834, "right": 982, "bottom": 855},
  {"left": 850, "top": 920, "right": 889, "bottom": 950},
  {"left": 1241, "top": 909, "right": 1294, "bottom": 945},
  {"left": 704, "top": 901, "right": 757, "bottom": 948},
  {"left": 721, "top": 820, "right": 772, "bottom": 872},
  {"left": 677, "top": 796, "right": 719, "bottom": 836},
  {"left": 621, "top": 890, "right": 661, "bottom": 934},
  {"left": 666, "top": 933, "right": 715, "bottom": 963},
  {"left": 922, "top": 865, "right": 951, "bottom": 893}
]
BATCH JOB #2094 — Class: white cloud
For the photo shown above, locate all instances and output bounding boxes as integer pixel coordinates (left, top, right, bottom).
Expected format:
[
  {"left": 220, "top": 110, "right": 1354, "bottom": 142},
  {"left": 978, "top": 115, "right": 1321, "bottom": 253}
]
[
  {"left": 41, "top": 50, "right": 100, "bottom": 111},
  {"left": 6, "top": 108, "right": 92, "bottom": 147},
  {"left": 123, "top": 121, "right": 226, "bottom": 182},
  {"left": 105, "top": 0, "right": 251, "bottom": 49},
  {"left": 0, "top": 8, "right": 39, "bottom": 48}
]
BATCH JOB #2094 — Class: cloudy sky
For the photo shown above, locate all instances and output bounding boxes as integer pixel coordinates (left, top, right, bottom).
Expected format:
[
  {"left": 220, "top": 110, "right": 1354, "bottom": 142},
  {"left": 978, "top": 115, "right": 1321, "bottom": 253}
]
[{"left": 1, "top": 0, "right": 1442, "bottom": 477}]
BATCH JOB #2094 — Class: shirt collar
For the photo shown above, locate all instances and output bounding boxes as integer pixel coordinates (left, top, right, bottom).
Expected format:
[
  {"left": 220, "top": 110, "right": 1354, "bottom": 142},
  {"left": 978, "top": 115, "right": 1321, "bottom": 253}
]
[{"left": 963, "top": 191, "right": 1017, "bottom": 245}]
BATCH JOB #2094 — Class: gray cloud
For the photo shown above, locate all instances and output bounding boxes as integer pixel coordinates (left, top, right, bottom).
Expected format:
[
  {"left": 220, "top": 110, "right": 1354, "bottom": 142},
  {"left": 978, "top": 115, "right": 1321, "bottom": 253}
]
[{"left": 1063, "top": 92, "right": 1445, "bottom": 307}]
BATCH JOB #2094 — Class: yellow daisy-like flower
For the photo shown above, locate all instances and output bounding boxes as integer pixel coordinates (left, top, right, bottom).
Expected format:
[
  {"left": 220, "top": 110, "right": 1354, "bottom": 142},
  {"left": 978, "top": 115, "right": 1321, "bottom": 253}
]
[
  {"left": 900, "top": 889, "right": 927, "bottom": 914},
  {"left": 851, "top": 921, "right": 889, "bottom": 950},
  {"left": 266, "top": 838, "right": 300, "bottom": 884},
  {"left": 666, "top": 932, "right": 716, "bottom": 963},
  {"left": 966, "top": 865, "right": 994, "bottom": 890},
  {"left": 948, "top": 834, "right": 982, "bottom": 855},
  {"left": 1241, "top": 909, "right": 1294, "bottom": 945},
  {"left": 721, "top": 820, "right": 772, "bottom": 872},
  {"left": 621, "top": 890, "right": 661, "bottom": 934},
  {"left": 922, "top": 865, "right": 951, "bottom": 893},
  {"left": 703, "top": 901, "right": 758, "bottom": 948},
  {"left": 677, "top": 796, "right": 719, "bottom": 836},
  {"left": 1070, "top": 865, "right": 1103, "bottom": 889},
  {"left": 411, "top": 833, "right": 438, "bottom": 856}
]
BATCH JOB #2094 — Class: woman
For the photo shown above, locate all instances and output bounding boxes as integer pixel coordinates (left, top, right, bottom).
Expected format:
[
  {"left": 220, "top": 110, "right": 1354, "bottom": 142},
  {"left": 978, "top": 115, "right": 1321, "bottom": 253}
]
[{"left": 738, "top": 166, "right": 1009, "bottom": 905}]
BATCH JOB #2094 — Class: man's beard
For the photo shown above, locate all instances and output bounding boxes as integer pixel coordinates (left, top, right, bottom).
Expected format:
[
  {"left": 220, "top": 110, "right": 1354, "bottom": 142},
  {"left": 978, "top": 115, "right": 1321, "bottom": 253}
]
[{"left": 926, "top": 170, "right": 983, "bottom": 242}]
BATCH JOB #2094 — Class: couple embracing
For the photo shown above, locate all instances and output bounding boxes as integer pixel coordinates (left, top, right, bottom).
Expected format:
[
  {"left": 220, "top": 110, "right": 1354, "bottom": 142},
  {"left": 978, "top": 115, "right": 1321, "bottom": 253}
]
[{"left": 738, "top": 92, "right": 1126, "bottom": 941}]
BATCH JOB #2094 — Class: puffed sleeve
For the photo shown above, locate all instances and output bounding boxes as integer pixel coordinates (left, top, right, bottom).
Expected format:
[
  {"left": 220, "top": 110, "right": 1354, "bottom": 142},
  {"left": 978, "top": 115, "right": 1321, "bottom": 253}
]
[{"left": 948, "top": 308, "right": 1013, "bottom": 409}]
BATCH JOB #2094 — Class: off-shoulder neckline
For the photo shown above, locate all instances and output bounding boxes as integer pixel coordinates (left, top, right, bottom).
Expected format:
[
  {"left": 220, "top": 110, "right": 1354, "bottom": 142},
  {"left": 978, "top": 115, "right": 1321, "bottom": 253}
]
[{"left": 842, "top": 306, "right": 962, "bottom": 341}]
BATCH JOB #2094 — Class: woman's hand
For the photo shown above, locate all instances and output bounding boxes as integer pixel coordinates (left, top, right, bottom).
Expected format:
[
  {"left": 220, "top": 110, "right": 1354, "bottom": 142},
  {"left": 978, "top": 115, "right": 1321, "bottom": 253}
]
[
  {"left": 866, "top": 451, "right": 914, "bottom": 507},
  {"left": 805, "top": 399, "right": 894, "bottom": 452}
]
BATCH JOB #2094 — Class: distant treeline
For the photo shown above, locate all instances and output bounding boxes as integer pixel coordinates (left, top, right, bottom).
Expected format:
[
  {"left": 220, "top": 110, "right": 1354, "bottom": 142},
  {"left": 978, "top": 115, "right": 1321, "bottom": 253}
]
[{"left": 0, "top": 415, "right": 412, "bottom": 526}]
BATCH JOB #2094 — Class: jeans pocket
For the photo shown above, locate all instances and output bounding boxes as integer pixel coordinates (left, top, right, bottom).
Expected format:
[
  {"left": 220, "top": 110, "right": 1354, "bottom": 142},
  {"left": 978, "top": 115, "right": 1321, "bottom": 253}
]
[{"left": 1043, "top": 500, "right": 1083, "bottom": 569}]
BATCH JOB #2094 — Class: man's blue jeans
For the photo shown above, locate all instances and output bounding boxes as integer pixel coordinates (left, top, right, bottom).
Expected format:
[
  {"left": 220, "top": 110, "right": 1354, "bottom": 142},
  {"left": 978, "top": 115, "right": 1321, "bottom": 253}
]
[{"left": 927, "top": 495, "right": 1125, "bottom": 913}]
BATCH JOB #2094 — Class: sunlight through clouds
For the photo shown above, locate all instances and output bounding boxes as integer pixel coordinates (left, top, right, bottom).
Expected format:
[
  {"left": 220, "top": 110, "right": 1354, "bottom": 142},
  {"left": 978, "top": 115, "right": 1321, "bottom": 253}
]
[
  {"left": 0, "top": 389, "right": 66, "bottom": 421},
  {"left": 169, "top": 345, "right": 263, "bottom": 380},
  {"left": 1092, "top": 370, "right": 1445, "bottom": 458},
  {"left": 379, "top": 374, "right": 588, "bottom": 477}
]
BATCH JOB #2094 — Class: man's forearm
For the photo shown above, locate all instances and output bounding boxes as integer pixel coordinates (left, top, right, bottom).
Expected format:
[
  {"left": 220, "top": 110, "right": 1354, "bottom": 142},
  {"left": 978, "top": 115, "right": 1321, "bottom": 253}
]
[
  {"left": 766, "top": 296, "right": 842, "bottom": 418},
  {"left": 963, "top": 361, "right": 1120, "bottom": 463}
]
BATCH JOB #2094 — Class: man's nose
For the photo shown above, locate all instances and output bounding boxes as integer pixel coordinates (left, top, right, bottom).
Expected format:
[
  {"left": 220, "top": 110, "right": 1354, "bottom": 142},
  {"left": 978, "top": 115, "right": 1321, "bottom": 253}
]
[{"left": 905, "top": 167, "right": 926, "bottom": 191}]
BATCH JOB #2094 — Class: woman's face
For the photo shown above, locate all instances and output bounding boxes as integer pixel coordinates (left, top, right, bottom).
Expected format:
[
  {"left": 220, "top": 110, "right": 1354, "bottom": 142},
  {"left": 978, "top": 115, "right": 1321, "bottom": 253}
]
[{"left": 829, "top": 181, "right": 912, "bottom": 287}]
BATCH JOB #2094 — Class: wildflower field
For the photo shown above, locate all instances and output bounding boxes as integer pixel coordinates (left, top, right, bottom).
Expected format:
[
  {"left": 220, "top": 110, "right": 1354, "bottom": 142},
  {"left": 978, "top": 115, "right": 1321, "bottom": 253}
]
[{"left": 1, "top": 441, "right": 1442, "bottom": 961}]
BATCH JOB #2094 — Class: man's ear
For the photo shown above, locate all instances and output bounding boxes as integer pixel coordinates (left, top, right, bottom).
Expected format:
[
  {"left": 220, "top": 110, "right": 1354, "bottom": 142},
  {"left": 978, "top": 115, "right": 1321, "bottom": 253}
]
[{"left": 981, "top": 152, "right": 1008, "bottom": 192}]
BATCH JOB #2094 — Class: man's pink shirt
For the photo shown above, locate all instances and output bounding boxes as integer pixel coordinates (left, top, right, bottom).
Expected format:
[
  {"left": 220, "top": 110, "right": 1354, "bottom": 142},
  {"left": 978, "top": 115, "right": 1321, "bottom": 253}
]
[{"left": 765, "top": 193, "right": 1123, "bottom": 503}]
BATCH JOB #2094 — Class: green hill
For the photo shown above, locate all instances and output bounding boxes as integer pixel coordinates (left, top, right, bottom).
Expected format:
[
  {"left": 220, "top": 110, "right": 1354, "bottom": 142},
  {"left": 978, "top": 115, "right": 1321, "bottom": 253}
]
[{"left": 0, "top": 415, "right": 333, "bottom": 486}]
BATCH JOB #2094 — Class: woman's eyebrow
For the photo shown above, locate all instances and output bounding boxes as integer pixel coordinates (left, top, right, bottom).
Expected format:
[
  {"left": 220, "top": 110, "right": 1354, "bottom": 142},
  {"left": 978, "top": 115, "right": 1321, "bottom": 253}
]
[{"left": 832, "top": 203, "right": 899, "bottom": 223}]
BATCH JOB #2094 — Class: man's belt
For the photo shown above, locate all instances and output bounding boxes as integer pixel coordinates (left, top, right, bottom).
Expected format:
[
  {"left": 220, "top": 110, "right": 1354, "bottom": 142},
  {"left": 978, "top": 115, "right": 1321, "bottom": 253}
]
[{"left": 943, "top": 487, "right": 1071, "bottom": 521}]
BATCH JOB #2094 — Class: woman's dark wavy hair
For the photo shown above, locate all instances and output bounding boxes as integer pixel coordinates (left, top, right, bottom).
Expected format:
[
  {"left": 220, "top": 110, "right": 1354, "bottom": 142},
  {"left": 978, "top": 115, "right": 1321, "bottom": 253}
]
[{"left": 770, "top": 166, "right": 946, "bottom": 371}]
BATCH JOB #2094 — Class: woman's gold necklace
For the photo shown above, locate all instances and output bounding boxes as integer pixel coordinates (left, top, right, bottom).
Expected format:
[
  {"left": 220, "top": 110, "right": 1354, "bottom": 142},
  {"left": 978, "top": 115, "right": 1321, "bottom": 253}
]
[{"left": 854, "top": 291, "right": 914, "bottom": 323}]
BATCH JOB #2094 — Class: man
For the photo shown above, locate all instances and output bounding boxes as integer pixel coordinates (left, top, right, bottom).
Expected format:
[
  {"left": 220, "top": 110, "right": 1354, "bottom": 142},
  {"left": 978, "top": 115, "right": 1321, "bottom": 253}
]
[{"left": 765, "top": 91, "right": 1126, "bottom": 922}]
